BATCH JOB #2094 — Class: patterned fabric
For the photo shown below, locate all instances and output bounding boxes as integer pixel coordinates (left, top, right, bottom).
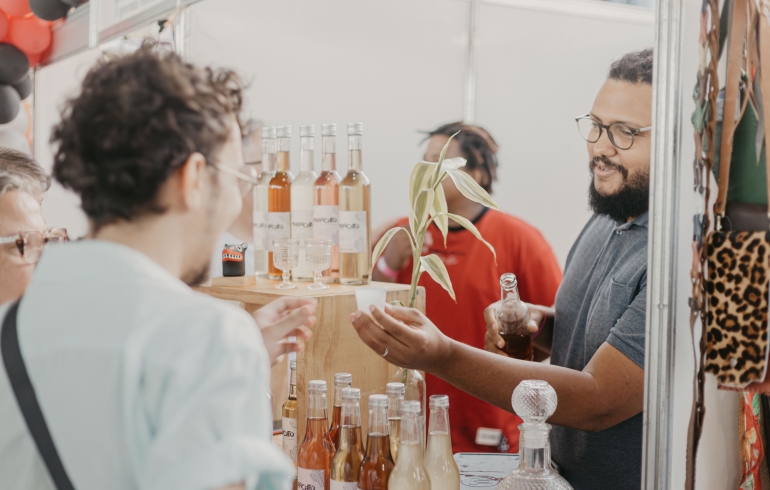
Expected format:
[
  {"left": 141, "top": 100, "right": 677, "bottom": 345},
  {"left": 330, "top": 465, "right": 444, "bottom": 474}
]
[{"left": 740, "top": 392, "right": 765, "bottom": 489}]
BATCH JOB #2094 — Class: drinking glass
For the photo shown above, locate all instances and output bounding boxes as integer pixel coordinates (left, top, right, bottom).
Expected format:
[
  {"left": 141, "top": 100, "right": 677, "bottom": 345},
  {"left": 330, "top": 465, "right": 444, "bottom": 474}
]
[
  {"left": 273, "top": 238, "right": 299, "bottom": 289},
  {"left": 305, "top": 239, "right": 332, "bottom": 290}
]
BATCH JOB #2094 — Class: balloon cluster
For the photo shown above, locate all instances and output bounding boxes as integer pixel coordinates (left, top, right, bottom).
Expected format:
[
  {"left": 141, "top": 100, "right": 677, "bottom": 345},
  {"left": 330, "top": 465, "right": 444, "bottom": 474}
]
[{"left": 0, "top": 0, "right": 86, "bottom": 126}]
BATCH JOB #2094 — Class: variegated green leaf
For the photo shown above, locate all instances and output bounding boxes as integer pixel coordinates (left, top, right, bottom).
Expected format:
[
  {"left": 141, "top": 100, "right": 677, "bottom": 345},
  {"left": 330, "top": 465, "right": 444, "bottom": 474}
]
[
  {"left": 446, "top": 168, "right": 500, "bottom": 210},
  {"left": 431, "top": 130, "right": 462, "bottom": 187},
  {"left": 409, "top": 161, "right": 437, "bottom": 210},
  {"left": 371, "top": 227, "right": 413, "bottom": 274},
  {"left": 420, "top": 254, "right": 456, "bottom": 301},
  {"left": 431, "top": 181, "right": 449, "bottom": 246},
  {"left": 414, "top": 189, "right": 434, "bottom": 234},
  {"left": 440, "top": 157, "right": 466, "bottom": 171},
  {"left": 443, "top": 212, "right": 497, "bottom": 264}
]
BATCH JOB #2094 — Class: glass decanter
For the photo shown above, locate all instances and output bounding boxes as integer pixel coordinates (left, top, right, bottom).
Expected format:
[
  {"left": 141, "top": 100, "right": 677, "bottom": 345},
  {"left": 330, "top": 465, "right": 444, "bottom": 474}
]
[{"left": 497, "top": 380, "right": 573, "bottom": 490}]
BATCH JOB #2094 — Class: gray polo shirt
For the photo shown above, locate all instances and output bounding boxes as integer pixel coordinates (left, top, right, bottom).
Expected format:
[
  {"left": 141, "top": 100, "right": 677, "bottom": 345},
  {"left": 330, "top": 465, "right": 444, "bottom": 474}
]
[{"left": 550, "top": 212, "right": 647, "bottom": 490}]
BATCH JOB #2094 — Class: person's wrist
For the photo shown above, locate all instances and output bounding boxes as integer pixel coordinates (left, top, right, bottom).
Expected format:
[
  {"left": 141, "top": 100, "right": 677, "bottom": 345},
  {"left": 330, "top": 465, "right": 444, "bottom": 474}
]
[
  {"left": 532, "top": 313, "right": 549, "bottom": 339},
  {"left": 377, "top": 256, "right": 401, "bottom": 279}
]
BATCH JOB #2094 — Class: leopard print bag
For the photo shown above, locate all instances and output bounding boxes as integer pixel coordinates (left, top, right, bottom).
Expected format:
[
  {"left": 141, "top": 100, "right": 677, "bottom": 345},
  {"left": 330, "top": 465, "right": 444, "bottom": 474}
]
[{"left": 705, "top": 230, "right": 770, "bottom": 388}]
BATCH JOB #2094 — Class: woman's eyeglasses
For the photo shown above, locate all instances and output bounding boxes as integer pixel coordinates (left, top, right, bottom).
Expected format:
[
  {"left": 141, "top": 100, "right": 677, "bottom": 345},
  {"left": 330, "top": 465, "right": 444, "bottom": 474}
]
[{"left": 0, "top": 228, "right": 68, "bottom": 264}]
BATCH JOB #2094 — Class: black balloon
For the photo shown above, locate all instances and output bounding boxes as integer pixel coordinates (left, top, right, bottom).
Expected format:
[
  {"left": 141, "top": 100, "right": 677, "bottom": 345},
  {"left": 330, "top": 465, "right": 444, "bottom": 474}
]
[
  {"left": 0, "top": 44, "right": 29, "bottom": 85},
  {"left": 12, "top": 76, "right": 32, "bottom": 101},
  {"left": 30, "top": 0, "right": 71, "bottom": 21},
  {"left": 0, "top": 85, "right": 21, "bottom": 125},
  {"left": 60, "top": 0, "right": 86, "bottom": 6}
]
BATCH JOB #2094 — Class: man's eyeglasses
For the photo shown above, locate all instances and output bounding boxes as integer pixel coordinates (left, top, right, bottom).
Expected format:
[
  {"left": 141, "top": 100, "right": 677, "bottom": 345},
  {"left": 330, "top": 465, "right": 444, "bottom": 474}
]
[
  {"left": 210, "top": 161, "right": 259, "bottom": 198},
  {"left": 0, "top": 228, "right": 68, "bottom": 264},
  {"left": 575, "top": 114, "right": 651, "bottom": 150}
]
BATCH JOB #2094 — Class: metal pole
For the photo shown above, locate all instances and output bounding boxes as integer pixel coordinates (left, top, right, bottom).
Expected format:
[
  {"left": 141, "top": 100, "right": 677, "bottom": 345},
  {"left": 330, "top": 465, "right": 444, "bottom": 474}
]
[
  {"left": 463, "top": 0, "right": 481, "bottom": 124},
  {"left": 642, "top": 0, "right": 683, "bottom": 487}
]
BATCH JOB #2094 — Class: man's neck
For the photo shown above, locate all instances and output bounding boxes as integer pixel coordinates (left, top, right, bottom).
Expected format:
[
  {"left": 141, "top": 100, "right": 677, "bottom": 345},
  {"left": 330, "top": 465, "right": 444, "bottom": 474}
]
[{"left": 447, "top": 199, "right": 486, "bottom": 228}]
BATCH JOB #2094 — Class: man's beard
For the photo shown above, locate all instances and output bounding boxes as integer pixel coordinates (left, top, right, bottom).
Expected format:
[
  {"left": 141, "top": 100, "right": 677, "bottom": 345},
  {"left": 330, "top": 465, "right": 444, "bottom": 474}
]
[
  {"left": 588, "top": 156, "right": 650, "bottom": 223},
  {"left": 181, "top": 173, "right": 219, "bottom": 287},
  {"left": 182, "top": 261, "right": 211, "bottom": 286}
]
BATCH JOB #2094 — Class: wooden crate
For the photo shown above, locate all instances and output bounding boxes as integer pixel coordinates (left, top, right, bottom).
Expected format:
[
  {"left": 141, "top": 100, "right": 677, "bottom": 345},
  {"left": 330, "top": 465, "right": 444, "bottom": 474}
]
[{"left": 194, "top": 277, "right": 425, "bottom": 443}]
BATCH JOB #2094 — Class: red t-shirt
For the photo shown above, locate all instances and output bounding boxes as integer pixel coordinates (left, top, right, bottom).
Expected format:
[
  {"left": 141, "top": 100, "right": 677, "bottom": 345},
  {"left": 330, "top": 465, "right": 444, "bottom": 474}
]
[{"left": 392, "top": 208, "right": 562, "bottom": 453}]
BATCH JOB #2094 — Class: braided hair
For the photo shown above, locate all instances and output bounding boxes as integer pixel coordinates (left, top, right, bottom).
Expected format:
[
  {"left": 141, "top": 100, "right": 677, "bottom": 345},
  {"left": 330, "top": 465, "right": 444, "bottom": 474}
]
[{"left": 425, "top": 121, "right": 499, "bottom": 193}]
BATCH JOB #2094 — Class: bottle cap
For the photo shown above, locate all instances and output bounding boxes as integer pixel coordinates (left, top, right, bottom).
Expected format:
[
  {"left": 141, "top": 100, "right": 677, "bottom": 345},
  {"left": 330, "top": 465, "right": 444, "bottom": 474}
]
[
  {"left": 401, "top": 400, "right": 420, "bottom": 414},
  {"left": 300, "top": 125, "right": 315, "bottom": 137},
  {"left": 347, "top": 122, "right": 363, "bottom": 135},
  {"left": 261, "top": 126, "right": 276, "bottom": 139},
  {"left": 276, "top": 126, "right": 292, "bottom": 138},
  {"left": 429, "top": 394, "right": 449, "bottom": 409},
  {"left": 511, "top": 379, "right": 557, "bottom": 425},
  {"left": 386, "top": 382, "right": 405, "bottom": 395},
  {"left": 309, "top": 380, "right": 327, "bottom": 393},
  {"left": 290, "top": 359, "right": 297, "bottom": 370},
  {"left": 334, "top": 373, "right": 352, "bottom": 385},
  {"left": 369, "top": 394, "right": 388, "bottom": 408},
  {"left": 342, "top": 387, "right": 360, "bottom": 401},
  {"left": 322, "top": 123, "right": 337, "bottom": 136}
]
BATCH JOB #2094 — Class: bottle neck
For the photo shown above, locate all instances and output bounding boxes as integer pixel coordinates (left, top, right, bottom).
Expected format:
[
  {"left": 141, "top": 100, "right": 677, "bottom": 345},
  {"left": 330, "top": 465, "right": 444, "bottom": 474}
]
[
  {"left": 428, "top": 406, "right": 450, "bottom": 434},
  {"left": 341, "top": 400, "right": 361, "bottom": 427},
  {"left": 276, "top": 150, "right": 290, "bottom": 173},
  {"left": 333, "top": 383, "right": 350, "bottom": 407},
  {"left": 399, "top": 411, "right": 421, "bottom": 444},
  {"left": 322, "top": 136, "right": 336, "bottom": 171},
  {"left": 308, "top": 392, "right": 328, "bottom": 419},
  {"left": 368, "top": 405, "right": 388, "bottom": 436},
  {"left": 348, "top": 134, "right": 362, "bottom": 171},
  {"left": 518, "top": 424, "right": 550, "bottom": 472},
  {"left": 300, "top": 137, "right": 314, "bottom": 172},
  {"left": 262, "top": 150, "right": 275, "bottom": 173},
  {"left": 387, "top": 393, "right": 403, "bottom": 419},
  {"left": 501, "top": 283, "right": 521, "bottom": 302},
  {"left": 288, "top": 368, "right": 297, "bottom": 401}
]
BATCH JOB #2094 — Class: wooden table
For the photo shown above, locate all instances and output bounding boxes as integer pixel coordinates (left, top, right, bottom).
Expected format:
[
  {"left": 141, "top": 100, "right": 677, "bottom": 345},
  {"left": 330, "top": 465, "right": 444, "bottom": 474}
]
[{"left": 194, "top": 277, "right": 425, "bottom": 443}]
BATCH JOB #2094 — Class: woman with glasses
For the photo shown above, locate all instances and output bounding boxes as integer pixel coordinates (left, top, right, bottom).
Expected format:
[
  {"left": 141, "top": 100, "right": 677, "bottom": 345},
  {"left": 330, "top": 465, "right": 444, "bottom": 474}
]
[{"left": 0, "top": 149, "right": 66, "bottom": 305}]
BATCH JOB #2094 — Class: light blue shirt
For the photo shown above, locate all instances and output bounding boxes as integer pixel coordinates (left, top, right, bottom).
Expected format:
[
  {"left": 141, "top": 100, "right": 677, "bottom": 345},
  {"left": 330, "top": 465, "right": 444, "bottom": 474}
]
[{"left": 0, "top": 240, "right": 293, "bottom": 490}]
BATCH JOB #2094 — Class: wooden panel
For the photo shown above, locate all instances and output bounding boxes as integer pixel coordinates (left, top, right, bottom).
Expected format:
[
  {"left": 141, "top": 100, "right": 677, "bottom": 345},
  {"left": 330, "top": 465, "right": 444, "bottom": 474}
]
[{"left": 194, "top": 279, "right": 426, "bottom": 439}]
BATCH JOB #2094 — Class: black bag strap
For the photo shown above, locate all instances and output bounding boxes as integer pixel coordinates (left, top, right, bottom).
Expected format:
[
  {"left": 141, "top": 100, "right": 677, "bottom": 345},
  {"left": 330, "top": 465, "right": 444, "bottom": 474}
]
[{"left": 1, "top": 301, "right": 75, "bottom": 490}]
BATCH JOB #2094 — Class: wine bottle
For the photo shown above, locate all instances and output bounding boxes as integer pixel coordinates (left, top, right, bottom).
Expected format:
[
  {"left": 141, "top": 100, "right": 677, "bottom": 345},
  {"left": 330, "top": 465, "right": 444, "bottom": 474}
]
[
  {"left": 314, "top": 123, "right": 341, "bottom": 282},
  {"left": 268, "top": 126, "right": 293, "bottom": 280},
  {"left": 254, "top": 126, "right": 276, "bottom": 277},
  {"left": 292, "top": 125, "right": 317, "bottom": 281},
  {"left": 339, "top": 122, "right": 371, "bottom": 285}
]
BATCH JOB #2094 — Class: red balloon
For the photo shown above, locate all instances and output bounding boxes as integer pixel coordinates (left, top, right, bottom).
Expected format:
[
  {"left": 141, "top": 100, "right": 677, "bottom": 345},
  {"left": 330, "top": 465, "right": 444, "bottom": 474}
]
[
  {"left": 0, "top": 11, "right": 8, "bottom": 41},
  {"left": 26, "top": 49, "right": 39, "bottom": 66},
  {"left": 7, "top": 15, "right": 50, "bottom": 55},
  {"left": 0, "top": 0, "right": 30, "bottom": 18}
]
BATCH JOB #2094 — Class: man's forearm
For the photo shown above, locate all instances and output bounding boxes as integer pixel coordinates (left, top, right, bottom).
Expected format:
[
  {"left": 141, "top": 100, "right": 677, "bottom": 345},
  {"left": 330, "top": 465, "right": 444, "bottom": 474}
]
[{"left": 433, "top": 340, "right": 635, "bottom": 432}]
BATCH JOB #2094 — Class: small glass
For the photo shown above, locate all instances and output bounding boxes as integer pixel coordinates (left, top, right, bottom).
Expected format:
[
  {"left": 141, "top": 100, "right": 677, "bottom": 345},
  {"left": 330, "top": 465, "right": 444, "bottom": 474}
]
[
  {"left": 273, "top": 238, "right": 299, "bottom": 289},
  {"left": 305, "top": 238, "right": 332, "bottom": 290}
]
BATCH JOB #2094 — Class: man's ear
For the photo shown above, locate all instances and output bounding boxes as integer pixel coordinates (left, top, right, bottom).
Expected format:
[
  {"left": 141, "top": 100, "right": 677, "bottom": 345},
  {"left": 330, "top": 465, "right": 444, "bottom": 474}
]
[
  {"left": 468, "top": 166, "right": 490, "bottom": 190},
  {"left": 172, "top": 152, "right": 208, "bottom": 212}
]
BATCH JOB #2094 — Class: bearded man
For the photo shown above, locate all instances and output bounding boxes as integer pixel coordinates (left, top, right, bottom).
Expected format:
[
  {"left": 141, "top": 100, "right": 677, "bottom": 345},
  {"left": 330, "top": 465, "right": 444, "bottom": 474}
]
[{"left": 349, "top": 47, "right": 652, "bottom": 490}]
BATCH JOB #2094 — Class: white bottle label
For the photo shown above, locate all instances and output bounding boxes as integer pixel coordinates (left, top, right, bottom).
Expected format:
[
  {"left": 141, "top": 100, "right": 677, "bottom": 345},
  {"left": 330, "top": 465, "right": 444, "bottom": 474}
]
[
  {"left": 253, "top": 211, "right": 269, "bottom": 251},
  {"left": 330, "top": 480, "right": 357, "bottom": 490},
  {"left": 313, "top": 205, "right": 339, "bottom": 246},
  {"left": 297, "top": 467, "right": 326, "bottom": 490},
  {"left": 282, "top": 416, "right": 297, "bottom": 463},
  {"left": 475, "top": 427, "right": 503, "bottom": 446},
  {"left": 339, "top": 211, "right": 368, "bottom": 253},
  {"left": 292, "top": 210, "right": 314, "bottom": 242},
  {"left": 267, "top": 212, "right": 291, "bottom": 251}
]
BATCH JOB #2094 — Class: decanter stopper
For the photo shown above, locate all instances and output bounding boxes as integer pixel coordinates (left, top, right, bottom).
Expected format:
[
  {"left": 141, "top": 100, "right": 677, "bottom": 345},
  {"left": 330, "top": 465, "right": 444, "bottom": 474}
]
[{"left": 512, "top": 379, "right": 558, "bottom": 425}]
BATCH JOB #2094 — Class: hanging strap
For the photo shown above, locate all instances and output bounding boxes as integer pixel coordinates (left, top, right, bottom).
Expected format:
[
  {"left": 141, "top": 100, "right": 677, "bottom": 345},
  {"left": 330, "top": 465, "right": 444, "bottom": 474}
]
[
  {"left": 1, "top": 302, "right": 75, "bottom": 490},
  {"left": 759, "top": 2, "right": 770, "bottom": 217},
  {"left": 715, "top": 0, "right": 749, "bottom": 225}
]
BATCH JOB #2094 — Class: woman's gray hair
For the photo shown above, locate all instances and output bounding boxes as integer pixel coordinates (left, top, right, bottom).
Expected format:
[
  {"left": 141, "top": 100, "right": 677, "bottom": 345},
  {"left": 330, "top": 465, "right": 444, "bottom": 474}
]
[{"left": 0, "top": 148, "right": 51, "bottom": 198}]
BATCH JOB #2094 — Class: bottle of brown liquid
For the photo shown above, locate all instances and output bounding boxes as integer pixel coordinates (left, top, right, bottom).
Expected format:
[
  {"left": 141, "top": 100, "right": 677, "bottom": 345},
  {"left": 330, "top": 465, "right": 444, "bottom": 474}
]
[
  {"left": 358, "top": 394, "right": 395, "bottom": 490},
  {"left": 496, "top": 273, "right": 534, "bottom": 361},
  {"left": 282, "top": 360, "right": 299, "bottom": 488},
  {"left": 330, "top": 388, "right": 365, "bottom": 489},
  {"left": 329, "top": 373, "right": 352, "bottom": 448},
  {"left": 298, "top": 380, "right": 336, "bottom": 489},
  {"left": 268, "top": 125, "right": 294, "bottom": 280}
]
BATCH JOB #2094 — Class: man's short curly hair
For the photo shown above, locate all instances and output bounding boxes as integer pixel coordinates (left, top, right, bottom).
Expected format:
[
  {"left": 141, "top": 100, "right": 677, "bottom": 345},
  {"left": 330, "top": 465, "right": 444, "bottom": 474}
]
[
  {"left": 609, "top": 48, "right": 653, "bottom": 85},
  {"left": 51, "top": 45, "right": 244, "bottom": 230}
]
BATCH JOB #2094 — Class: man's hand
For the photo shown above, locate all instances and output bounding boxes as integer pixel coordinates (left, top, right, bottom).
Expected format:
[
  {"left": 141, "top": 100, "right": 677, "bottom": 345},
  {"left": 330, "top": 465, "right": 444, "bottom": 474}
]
[
  {"left": 349, "top": 304, "right": 452, "bottom": 372},
  {"left": 483, "top": 301, "right": 542, "bottom": 356},
  {"left": 253, "top": 297, "right": 317, "bottom": 365}
]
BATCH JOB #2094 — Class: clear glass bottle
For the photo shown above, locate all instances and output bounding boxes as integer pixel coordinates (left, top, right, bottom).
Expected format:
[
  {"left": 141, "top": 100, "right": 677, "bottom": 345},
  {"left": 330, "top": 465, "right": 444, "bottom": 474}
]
[
  {"left": 268, "top": 126, "right": 294, "bottom": 280},
  {"left": 314, "top": 123, "right": 341, "bottom": 282},
  {"left": 339, "top": 122, "right": 371, "bottom": 285},
  {"left": 298, "top": 380, "right": 336, "bottom": 490},
  {"left": 253, "top": 126, "right": 276, "bottom": 277},
  {"left": 329, "top": 372, "right": 352, "bottom": 448},
  {"left": 358, "top": 394, "right": 395, "bottom": 490},
  {"left": 391, "top": 368, "right": 426, "bottom": 451},
  {"left": 497, "top": 380, "right": 573, "bottom": 490},
  {"left": 282, "top": 359, "right": 299, "bottom": 476},
  {"left": 388, "top": 401, "right": 430, "bottom": 490},
  {"left": 497, "top": 273, "right": 534, "bottom": 361},
  {"left": 330, "top": 388, "right": 365, "bottom": 489},
  {"left": 292, "top": 125, "right": 317, "bottom": 281},
  {"left": 425, "top": 395, "right": 460, "bottom": 489},
  {"left": 386, "top": 382, "right": 405, "bottom": 463}
]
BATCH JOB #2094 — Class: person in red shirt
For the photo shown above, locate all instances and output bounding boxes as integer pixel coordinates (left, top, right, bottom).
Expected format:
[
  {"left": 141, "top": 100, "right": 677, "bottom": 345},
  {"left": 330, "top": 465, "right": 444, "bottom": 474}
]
[{"left": 372, "top": 121, "right": 562, "bottom": 454}]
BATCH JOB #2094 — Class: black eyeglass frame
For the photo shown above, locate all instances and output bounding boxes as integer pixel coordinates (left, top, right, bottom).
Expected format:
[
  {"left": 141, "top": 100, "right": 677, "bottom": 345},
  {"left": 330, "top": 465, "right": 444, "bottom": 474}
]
[{"left": 575, "top": 114, "right": 652, "bottom": 150}]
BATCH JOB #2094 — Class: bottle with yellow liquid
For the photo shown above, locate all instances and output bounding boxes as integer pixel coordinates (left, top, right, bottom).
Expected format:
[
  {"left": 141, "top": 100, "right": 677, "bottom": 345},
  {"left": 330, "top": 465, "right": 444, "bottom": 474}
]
[
  {"left": 330, "top": 388, "right": 365, "bottom": 489},
  {"left": 282, "top": 359, "right": 299, "bottom": 479},
  {"left": 386, "top": 382, "right": 405, "bottom": 463},
  {"left": 338, "top": 122, "right": 371, "bottom": 285},
  {"left": 425, "top": 395, "right": 460, "bottom": 489},
  {"left": 253, "top": 126, "right": 276, "bottom": 276},
  {"left": 388, "top": 401, "right": 430, "bottom": 490}
]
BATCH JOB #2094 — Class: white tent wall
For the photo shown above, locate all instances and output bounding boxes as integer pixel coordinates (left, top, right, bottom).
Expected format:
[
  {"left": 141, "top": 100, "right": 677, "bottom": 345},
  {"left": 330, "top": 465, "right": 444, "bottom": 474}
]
[
  {"left": 184, "top": 0, "right": 655, "bottom": 266},
  {"left": 669, "top": 0, "right": 740, "bottom": 487}
]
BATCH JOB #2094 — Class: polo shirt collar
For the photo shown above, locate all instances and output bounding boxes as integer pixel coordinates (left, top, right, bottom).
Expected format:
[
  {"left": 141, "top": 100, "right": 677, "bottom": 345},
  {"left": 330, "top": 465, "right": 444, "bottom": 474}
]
[{"left": 614, "top": 211, "right": 649, "bottom": 231}]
